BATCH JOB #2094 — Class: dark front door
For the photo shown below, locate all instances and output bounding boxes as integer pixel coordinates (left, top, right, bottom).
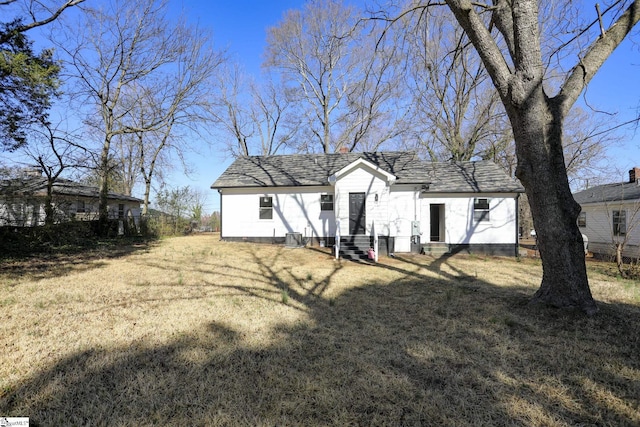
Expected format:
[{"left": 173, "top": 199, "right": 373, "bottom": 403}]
[
  {"left": 430, "top": 204, "right": 440, "bottom": 242},
  {"left": 349, "top": 192, "right": 366, "bottom": 235}
]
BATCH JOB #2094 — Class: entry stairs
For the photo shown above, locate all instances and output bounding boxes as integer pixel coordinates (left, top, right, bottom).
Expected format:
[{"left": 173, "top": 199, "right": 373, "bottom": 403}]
[{"left": 339, "top": 235, "right": 373, "bottom": 261}]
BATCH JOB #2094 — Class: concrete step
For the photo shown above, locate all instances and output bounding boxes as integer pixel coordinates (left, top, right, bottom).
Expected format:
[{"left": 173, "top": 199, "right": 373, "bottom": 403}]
[
  {"left": 422, "top": 243, "right": 450, "bottom": 255},
  {"left": 339, "top": 235, "right": 374, "bottom": 260}
]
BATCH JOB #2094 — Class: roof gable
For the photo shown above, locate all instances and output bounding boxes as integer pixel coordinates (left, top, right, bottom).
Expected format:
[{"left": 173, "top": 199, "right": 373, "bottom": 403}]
[{"left": 328, "top": 157, "right": 397, "bottom": 184}]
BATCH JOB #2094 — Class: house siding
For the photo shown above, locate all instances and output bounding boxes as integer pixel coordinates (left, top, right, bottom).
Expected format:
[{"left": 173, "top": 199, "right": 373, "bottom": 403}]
[
  {"left": 417, "top": 193, "right": 518, "bottom": 245},
  {"left": 214, "top": 155, "right": 522, "bottom": 256},
  {"left": 219, "top": 186, "right": 336, "bottom": 241},
  {"left": 334, "top": 166, "right": 389, "bottom": 237},
  {"left": 219, "top": 186, "right": 519, "bottom": 254},
  {"left": 580, "top": 202, "right": 640, "bottom": 259}
]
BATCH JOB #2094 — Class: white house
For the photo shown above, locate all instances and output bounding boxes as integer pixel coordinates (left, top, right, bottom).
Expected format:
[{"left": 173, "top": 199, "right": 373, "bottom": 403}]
[
  {"left": 211, "top": 152, "right": 524, "bottom": 258},
  {"left": 573, "top": 167, "right": 640, "bottom": 259}
]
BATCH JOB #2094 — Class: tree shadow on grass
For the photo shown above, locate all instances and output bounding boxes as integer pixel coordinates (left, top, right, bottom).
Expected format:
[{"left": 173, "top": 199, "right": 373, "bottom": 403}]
[
  {"left": 1, "top": 247, "right": 639, "bottom": 425},
  {"left": 0, "top": 239, "right": 157, "bottom": 282}
]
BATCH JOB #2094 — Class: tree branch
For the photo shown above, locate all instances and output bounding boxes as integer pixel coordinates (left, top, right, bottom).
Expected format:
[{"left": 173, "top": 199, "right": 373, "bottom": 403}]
[{"left": 558, "top": 0, "right": 640, "bottom": 115}]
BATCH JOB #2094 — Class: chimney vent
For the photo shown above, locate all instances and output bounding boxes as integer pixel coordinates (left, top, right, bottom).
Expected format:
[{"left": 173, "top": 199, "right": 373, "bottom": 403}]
[{"left": 629, "top": 167, "right": 640, "bottom": 183}]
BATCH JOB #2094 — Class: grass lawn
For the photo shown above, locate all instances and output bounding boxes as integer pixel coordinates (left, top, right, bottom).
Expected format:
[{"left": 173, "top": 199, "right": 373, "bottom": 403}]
[{"left": 1, "top": 234, "right": 639, "bottom": 426}]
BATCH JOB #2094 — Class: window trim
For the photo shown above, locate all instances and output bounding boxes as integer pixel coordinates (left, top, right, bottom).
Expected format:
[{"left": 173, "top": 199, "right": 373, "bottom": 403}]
[
  {"left": 473, "top": 198, "right": 490, "bottom": 222},
  {"left": 613, "top": 209, "right": 626, "bottom": 236},
  {"left": 259, "top": 196, "right": 273, "bottom": 220},
  {"left": 320, "top": 194, "right": 334, "bottom": 211},
  {"left": 577, "top": 211, "right": 586, "bottom": 228}
]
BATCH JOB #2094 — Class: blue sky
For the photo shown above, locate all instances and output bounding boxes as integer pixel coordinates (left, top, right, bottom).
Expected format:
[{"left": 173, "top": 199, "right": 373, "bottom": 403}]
[
  {"left": 178, "top": 0, "right": 640, "bottom": 212},
  {"left": 3, "top": 1, "right": 639, "bottom": 214},
  {"left": 168, "top": 0, "right": 325, "bottom": 213}
]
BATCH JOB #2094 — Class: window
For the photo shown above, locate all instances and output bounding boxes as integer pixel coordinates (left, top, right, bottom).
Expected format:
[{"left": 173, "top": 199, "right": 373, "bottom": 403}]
[
  {"left": 320, "top": 194, "right": 334, "bottom": 211},
  {"left": 473, "top": 198, "right": 490, "bottom": 222},
  {"left": 577, "top": 212, "right": 586, "bottom": 227},
  {"left": 613, "top": 210, "right": 626, "bottom": 236},
  {"left": 118, "top": 204, "right": 125, "bottom": 219},
  {"left": 77, "top": 200, "right": 85, "bottom": 213},
  {"left": 259, "top": 196, "right": 273, "bottom": 220}
]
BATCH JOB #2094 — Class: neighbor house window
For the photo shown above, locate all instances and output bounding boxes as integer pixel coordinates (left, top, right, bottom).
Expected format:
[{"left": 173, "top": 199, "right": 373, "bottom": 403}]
[
  {"left": 473, "top": 198, "right": 490, "bottom": 221},
  {"left": 259, "top": 196, "right": 273, "bottom": 220},
  {"left": 320, "top": 194, "right": 334, "bottom": 211},
  {"left": 577, "top": 211, "right": 586, "bottom": 227},
  {"left": 77, "top": 200, "right": 85, "bottom": 213},
  {"left": 118, "top": 204, "right": 125, "bottom": 219},
  {"left": 613, "top": 210, "right": 626, "bottom": 236}
]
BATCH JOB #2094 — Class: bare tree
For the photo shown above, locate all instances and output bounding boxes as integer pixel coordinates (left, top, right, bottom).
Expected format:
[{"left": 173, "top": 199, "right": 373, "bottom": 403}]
[
  {"left": 1, "top": 0, "right": 84, "bottom": 39},
  {"left": 53, "top": 0, "right": 222, "bottom": 231},
  {"left": 606, "top": 197, "right": 640, "bottom": 278},
  {"left": 249, "top": 76, "right": 298, "bottom": 156},
  {"left": 402, "top": 8, "right": 509, "bottom": 162},
  {"left": 212, "top": 63, "right": 254, "bottom": 157},
  {"left": 19, "top": 117, "right": 87, "bottom": 225},
  {"left": 212, "top": 63, "right": 295, "bottom": 157},
  {"left": 377, "top": 1, "right": 640, "bottom": 314},
  {"left": 265, "top": 0, "right": 407, "bottom": 153},
  {"left": 563, "top": 107, "right": 621, "bottom": 188},
  {"left": 437, "top": 0, "right": 640, "bottom": 314},
  {"left": 115, "top": 30, "right": 224, "bottom": 217}
]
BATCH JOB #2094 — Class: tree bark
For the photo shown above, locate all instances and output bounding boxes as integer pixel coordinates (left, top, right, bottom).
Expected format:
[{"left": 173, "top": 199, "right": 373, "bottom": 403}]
[
  {"left": 509, "top": 95, "right": 597, "bottom": 314},
  {"left": 98, "top": 134, "right": 112, "bottom": 234},
  {"left": 441, "top": 0, "right": 640, "bottom": 314}
]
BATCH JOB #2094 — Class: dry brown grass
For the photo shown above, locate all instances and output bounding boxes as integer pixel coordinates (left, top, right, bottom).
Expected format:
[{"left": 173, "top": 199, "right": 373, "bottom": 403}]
[{"left": 1, "top": 234, "right": 639, "bottom": 426}]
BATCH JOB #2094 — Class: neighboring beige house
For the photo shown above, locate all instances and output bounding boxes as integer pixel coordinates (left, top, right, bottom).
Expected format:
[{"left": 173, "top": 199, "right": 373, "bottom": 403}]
[
  {"left": 0, "top": 172, "right": 142, "bottom": 230},
  {"left": 573, "top": 167, "right": 640, "bottom": 259}
]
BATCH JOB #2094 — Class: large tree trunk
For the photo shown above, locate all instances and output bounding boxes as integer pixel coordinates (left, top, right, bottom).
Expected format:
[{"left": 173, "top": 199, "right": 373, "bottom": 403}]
[
  {"left": 510, "top": 95, "right": 597, "bottom": 315},
  {"left": 443, "top": 0, "right": 640, "bottom": 316}
]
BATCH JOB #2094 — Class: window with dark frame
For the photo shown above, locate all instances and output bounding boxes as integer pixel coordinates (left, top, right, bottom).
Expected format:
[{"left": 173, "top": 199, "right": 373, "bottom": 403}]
[
  {"left": 320, "top": 194, "right": 334, "bottom": 211},
  {"left": 259, "top": 196, "right": 273, "bottom": 220},
  {"left": 77, "top": 200, "right": 85, "bottom": 213},
  {"left": 473, "top": 198, "right": 490, "bottom": 222},
  {"left": 613, "top": 210, "right": 626, "bottom": 236},
  {"left": 577, "top": 211, "right": 586, "bottom": 227},
  {"left": 118, "top": 204, "right": 125, "bottom": 219}
]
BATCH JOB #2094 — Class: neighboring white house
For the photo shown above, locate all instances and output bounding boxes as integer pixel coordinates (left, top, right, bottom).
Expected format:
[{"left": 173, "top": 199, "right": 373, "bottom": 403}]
[
  {"left": 0, "top": 171, "right": 143, "bottom": 229},
  {"left": 211, "top": 152, "right": 524, "bottom": 257},
  {"left": 573, "top": 167, "right": 640, "bottom": 260}
]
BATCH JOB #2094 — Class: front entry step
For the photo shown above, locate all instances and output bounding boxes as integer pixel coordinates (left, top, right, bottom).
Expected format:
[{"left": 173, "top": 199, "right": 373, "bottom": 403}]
[
  {"left": 339, "top": 235, "right": 373, "bottom": 261},
  {"left": 422, "top": 242, "right": 450, "bottom": 255}
]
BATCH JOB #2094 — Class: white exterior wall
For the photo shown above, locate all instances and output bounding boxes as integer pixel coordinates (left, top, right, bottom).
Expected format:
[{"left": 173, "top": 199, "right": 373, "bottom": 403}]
[
  {"left": 334, "top": 166, "right": 389, "bottom": 237},
  {"left": 218, "top": 164, "right": 519, "bottom": 253},
  {"left": 580, "top": 201, "right": 640, "bottom": 259},
  {"left": 388, "top": 186, "right": 420, "bottom": 252},
  {"left": 418, "top": 193, "right": 518, "bottom": 245},
  {"left": 220, "top": 186, "right": 336, "bottom": 240}
]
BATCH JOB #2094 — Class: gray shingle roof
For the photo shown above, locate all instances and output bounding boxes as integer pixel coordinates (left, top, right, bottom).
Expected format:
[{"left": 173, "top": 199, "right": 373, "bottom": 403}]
[
  {"left": 0, "top": 177, "right": 143, "bottom": 203},
  {"left": 211, "top": 152, "right": 523, "bottom": 193},
  {"left": 573, "top": 180, "right": 640, "bottom": 205}
]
